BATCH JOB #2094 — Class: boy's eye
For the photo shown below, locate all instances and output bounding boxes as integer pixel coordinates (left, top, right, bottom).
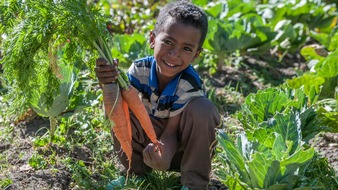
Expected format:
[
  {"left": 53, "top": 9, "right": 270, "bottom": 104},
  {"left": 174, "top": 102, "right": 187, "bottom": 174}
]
[
  {"left": 183, "top": 47, "right": 192, "bottom": 52},
  {"left": 163, "top": 39, "right": 172, "bottom": 45}
]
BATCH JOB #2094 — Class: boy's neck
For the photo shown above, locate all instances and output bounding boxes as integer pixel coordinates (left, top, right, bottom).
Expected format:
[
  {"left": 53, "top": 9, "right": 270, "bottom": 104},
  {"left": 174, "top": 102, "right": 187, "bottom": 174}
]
[{"left": 157, "top": 77, "right": 170, "bottom": 94}]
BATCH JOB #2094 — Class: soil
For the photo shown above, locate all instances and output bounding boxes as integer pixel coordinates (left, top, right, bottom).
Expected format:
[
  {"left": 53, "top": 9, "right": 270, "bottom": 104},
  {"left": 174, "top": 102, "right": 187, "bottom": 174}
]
[
  {"left": 0, "top": 117, "right": 72, "bottom": 190},
  {"left": 0, "top": 52, "right": 337, "bottom": 190}
]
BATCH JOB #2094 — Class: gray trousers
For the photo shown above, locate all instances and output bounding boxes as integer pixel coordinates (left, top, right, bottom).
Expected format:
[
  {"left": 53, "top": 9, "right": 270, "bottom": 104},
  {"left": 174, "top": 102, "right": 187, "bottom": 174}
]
[{"left": 112, "top": 97, "right": 221, "bottom": 190}]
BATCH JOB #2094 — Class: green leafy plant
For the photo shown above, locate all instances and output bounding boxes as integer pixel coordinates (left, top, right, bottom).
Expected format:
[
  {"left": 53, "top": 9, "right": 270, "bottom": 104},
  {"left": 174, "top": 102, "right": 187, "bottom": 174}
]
[
  {"left": 202, "top": 0, "right": 256, "bottom": 20},
  {"left": 217, "top": 84, "right": 337, "bottom": 189},
  {"left": 1, "top": 0, "right": 91, "bottom": 116},
  {"left": 29, "top": 62, "right": 76, "bottom": 143},
  {"left": 0, "top": 178, "right": 12, "bottom": 189},
  {"left": 216, "top": 130, "right": 315, "bottom": 189},
  {"left": 264, "top": 0, "right": 337, "bottom": 32},
  {"left": 302, "top": 153, "right": 338, "bottom": 189},
  {"left": 310, "top": 26, "right": 338, "bottom": 51},
  {"left": 112, "top": 33, "right": 152, "bottom": 68},
  {"left": 0, "top": 0, "right": 136, "bottom": 145},
  {"left": 238, "top": 87, "right": 336, "bottom": 142},
  {"left": 28, "top": 153, "right": 48, "bottom": 170},
  {"left": 201, "top": 14, "right": 275, "bottom": 74},
  {"left": 0, "top": 0, "right": 132, "bottom": 113},
  {"left": 141, "top": 171, "right": 181, "bottom": 190},
  {"left": 315, "top": 98, "right": 338, "bottom": 132},
  {"left": 103, "top": 0, "right": 162, "bottom": 35},
  {"left": 205, "top": 14, "right": 275, "bottom": 55},
  {"left": 270, "top": 20, "right": 307, "bottom": 56},
  {"left": 288, "top": 47, "right": 338, "bottom": 101}
]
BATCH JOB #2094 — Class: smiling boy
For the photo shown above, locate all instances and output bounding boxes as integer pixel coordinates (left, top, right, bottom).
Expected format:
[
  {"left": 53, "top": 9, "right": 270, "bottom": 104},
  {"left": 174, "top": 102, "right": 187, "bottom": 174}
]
[{"left": 95, "top": 1, "right": 221, "bottom": 189}]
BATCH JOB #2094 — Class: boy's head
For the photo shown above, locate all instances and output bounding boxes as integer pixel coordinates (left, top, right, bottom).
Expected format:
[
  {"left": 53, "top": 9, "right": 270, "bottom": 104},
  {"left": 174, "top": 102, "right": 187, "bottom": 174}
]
[{"left": 153, "top": 1, "right": 208, "bottom": 49}]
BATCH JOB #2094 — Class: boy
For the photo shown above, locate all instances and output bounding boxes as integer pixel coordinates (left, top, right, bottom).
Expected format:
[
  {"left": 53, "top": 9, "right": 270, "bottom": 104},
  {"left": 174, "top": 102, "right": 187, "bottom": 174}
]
[{"left": 95, "top": 1, "right": 221, "bottom": 189}]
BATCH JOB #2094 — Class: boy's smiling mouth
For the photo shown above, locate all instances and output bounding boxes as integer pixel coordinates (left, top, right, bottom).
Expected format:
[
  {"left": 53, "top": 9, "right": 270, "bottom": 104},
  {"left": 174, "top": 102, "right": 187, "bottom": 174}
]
[{"left": 163, "top": 60, "right": 178, "bottom": 68}]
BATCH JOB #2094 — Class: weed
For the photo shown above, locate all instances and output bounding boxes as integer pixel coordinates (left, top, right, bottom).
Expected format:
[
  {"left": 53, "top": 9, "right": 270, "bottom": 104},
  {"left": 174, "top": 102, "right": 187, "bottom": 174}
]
[
  {"left": 141, "top": 171, "right": 181, "bottom": 190},
  {"left": 0, "top": 178, "right": 12, "bottom": 189},
  {"left": 0, "top": 152, "right": 10, "bottom": 174},
  {"left": 29, "top": 153, "right": 48, "bottom": 170}
]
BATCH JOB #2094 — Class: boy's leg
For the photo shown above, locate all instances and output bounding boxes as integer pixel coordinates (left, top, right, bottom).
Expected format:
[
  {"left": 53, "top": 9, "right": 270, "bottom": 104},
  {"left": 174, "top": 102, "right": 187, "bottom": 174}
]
[
  {"left": 170, "top": 97, "right": 221, "bottom": 190},
  {"left": 112, "top": 111, "right": 166, "bottom": 176},
  {"left": 112, "top": 96, "right": 221, "bottom": 189}
]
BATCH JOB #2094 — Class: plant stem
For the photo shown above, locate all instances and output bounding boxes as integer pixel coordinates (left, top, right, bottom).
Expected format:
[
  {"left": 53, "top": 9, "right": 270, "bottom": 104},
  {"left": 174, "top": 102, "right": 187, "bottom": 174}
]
[
  {"left": 93, "top": 37, "right": 129, "bottom": 90},
  {"left": 49, "top": 116, "right": 57, "bottom": 144}
]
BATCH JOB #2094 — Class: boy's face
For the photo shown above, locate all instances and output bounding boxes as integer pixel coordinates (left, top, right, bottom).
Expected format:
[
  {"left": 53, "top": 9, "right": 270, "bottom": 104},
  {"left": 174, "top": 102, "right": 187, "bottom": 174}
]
[{"left": 150, "top": 19, "right": 202, "bottom": 82}]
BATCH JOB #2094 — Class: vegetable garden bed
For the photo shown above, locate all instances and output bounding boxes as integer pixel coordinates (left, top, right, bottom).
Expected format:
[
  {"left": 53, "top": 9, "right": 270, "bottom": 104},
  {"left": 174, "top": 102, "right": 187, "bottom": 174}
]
[
  {"left": 1, "top": 0, "right": 337, "bottom": 189},
  {"left": 1, "top": 52, "right": 337, "bottom": 189}
]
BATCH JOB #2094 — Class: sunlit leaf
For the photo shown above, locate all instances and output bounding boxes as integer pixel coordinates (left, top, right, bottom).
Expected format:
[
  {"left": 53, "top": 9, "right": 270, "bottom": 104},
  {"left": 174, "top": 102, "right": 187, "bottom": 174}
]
[{"left": 287, "top": 74, "right": 325, "bottom": 96}]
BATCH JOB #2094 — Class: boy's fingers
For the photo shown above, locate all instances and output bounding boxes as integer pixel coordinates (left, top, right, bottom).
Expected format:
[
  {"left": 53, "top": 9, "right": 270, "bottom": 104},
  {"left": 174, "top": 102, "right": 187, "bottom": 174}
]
[
  {"left": 96, "top": 58, "right": 108, "bottom": 66},
  {"left": 96, "top": 58, "right": 119, "bottom": 67},
  {"left": 98, "top": 77, "right": 117, "bottom": 84},
  {"left": 148, "top": 144, "right": 162, "bottom": 158},
  {"left": 143, "top": 144, "right": 158, "bottom": 160},
  {"left": 155, "top": 144, "right": 163, "bottom": 157},
  {"left": 95, "top": 68, "right": 119, "bottom": 76},
  {"left": 95, "top": 65, "right": 117, "bottom": 72},
  {"left": 95, "top": 62, "right": 119, "bottom": 84}
]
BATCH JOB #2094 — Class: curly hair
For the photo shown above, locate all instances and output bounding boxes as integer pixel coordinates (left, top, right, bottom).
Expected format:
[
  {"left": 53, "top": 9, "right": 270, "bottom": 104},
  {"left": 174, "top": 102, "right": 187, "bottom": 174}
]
[{"left": 153, "top": 1, "right": 208, "bottom": 49}]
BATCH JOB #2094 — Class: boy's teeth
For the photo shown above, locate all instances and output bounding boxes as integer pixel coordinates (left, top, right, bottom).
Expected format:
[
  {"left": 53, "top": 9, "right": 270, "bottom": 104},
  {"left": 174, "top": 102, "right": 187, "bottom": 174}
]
[{"left": 165, "top": 61, "right": 175, "bottom": 67}]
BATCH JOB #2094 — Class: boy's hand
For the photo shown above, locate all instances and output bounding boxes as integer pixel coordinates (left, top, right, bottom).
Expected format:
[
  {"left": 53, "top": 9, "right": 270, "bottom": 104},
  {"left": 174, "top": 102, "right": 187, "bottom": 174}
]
[
  {"left": 95, "top": 58, "right": 119, "bottom": 84},
  {"left": 143, "top": 142, "right": 170, "bottom": 171},
  {"left": 143, "top": 114, "right": 180, "bottom": 171}
]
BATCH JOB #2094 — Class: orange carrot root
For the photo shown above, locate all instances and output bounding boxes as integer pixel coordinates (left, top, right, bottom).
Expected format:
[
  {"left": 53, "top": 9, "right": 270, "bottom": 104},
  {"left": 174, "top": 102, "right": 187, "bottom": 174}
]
[
  {"left": 121, "top": 85, "right": 159, "bottom": 145},
  {"left": 102, "top": 82, "right": 159, "bottom": 180},
  {"left": 122, "top": 99, "right": 132, "bottom": 179},
  {"left": 102, "top": 83, "right": 133, "bottom": 176}
]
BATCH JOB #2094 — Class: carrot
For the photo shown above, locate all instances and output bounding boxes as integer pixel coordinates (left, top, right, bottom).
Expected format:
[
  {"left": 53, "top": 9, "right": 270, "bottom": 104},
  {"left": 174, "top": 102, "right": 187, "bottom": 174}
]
[
  {"left": 122, "top": 99, "right": 132, "bottom": 145},
  {"left": 96, "top": 39, "right": 159, "bottom": 174},
  {"left": 121, "top": 97, "right": 132, "bottom": 177},
  {"left": 102, "top": 83, "right": 132, "bottom": 175},
  {"left": 121, "top": 85, "right": 159, "bottom": 145},
  {"left": 102, "top": 83, "right": 120, "bottom": 118},
  {"left": 101, "top": 73, "right": 161, "bottom": 181}
]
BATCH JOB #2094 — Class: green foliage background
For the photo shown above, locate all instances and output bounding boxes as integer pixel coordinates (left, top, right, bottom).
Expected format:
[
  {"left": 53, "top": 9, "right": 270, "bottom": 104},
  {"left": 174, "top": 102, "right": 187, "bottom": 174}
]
[{"left": 0, "top": 0, "right": 337, "bottom": 189}]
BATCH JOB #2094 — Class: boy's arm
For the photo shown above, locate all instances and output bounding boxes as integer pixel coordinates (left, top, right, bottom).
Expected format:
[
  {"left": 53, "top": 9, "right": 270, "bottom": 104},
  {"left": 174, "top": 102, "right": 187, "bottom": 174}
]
[{"left": 142, "top": 113, "right": 181, "bottom": 171}]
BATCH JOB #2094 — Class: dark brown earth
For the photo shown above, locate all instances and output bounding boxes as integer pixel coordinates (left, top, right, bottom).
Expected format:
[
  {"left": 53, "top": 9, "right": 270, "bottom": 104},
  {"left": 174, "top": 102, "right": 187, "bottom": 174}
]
[
  {"left": 1, "top": 116, "right": 337, "bottom": 190},
  {"left": 0, "top": 117, "right": 72, "bottom": 190},
  {"left": 0, "top": 52, "right": 337, "bottom": 189}
]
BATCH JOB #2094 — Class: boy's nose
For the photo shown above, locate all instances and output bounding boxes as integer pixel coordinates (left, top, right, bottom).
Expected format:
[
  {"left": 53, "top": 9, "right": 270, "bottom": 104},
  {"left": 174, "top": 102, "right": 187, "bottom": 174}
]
[{"left": 168, "top": 47, "right": 180, "bottom": 58}]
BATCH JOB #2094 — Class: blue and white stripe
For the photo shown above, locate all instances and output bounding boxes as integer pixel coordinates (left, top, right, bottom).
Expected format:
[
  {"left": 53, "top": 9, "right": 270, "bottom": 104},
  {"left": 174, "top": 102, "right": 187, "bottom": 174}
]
[{"left": 127, "top": 56, "right": 205, "bottom": 118}]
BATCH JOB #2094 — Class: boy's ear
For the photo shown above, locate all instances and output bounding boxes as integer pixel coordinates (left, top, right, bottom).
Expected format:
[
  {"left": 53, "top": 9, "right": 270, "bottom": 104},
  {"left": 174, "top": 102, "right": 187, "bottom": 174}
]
[{"left": 149, "top": 31, "right": 155, "bottom": 49}]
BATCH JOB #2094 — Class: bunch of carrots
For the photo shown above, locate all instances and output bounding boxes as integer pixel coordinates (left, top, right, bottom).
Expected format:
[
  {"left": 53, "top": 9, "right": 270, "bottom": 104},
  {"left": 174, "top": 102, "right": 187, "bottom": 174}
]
[
  {"left": 1, "top": 0, "right": 159, "bottom": 176},
  {"left": 98, "top": 49, "right": 160, "bottom": 176},
  {"left": 91, "top": 11, "right": 161, "bottom": 178},
  {"left": 72, "top": 1, "right": 162, "bottom": 172}
]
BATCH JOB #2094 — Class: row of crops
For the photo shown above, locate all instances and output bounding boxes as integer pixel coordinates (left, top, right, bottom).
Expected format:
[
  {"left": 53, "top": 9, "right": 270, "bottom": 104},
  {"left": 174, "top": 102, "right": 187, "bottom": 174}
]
[
  {"left": 0, "top": 0, "right": 337, "bottom": 189},
  {"left": 201, "top": 0, "right": 338, "bottom": 189}
]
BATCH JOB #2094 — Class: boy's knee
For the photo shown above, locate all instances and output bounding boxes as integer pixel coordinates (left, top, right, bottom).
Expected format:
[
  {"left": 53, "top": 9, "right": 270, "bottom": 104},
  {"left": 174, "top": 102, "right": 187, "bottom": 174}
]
[{"left": 184, "top": 97, "right": 219, "bottom": 119}]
